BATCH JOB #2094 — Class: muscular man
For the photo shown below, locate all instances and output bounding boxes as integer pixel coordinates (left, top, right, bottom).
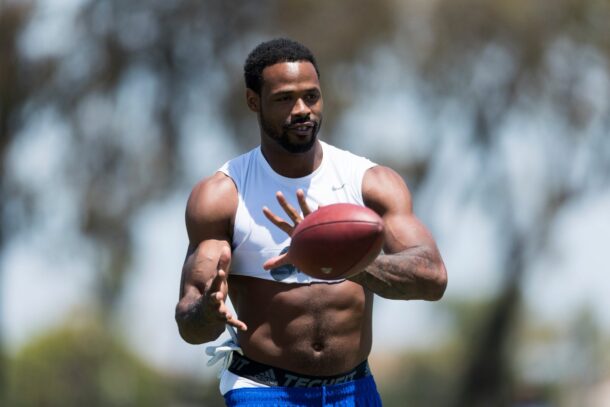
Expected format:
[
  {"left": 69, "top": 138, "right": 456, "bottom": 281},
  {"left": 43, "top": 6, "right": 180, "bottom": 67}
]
[{"left": 175, "top": 38, "right": 447, "bottom": 406}]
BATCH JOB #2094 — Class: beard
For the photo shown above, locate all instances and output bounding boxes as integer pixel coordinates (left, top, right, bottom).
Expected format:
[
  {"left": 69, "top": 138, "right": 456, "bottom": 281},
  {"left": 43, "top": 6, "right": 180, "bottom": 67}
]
[{"left": 259, "top": 109, "right": 322, "bottom": 154}]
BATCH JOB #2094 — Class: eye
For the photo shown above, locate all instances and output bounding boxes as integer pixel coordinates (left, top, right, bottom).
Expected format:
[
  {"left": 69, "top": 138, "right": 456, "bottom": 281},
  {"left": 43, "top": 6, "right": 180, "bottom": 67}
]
[
  {"left": 275, "top": 95, "right": 292, "bottom": 102},
  {"left": 305, "top": 93, "right": 319, "bottom": 103}
]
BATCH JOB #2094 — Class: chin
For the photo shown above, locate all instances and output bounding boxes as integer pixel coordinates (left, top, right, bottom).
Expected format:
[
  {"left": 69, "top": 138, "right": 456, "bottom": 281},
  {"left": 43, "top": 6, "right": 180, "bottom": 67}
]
[
  {"left": 281, "top": 137, "right": 317, "bottom": 154},
  {"left": 279, "top": 128, "right": 319, "bottom": 154}
]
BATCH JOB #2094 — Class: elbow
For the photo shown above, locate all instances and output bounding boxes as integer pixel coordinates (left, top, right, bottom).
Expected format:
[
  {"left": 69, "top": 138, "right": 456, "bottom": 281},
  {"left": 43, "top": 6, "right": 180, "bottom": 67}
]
[
  {"left": 177, "top": 327, "right": 211, "bottom": 345},
  {"left": 175, "top": 302, "right": 221, "bottom": 344},
  {"left": 425, "top": 262, "right": 447, "bottom": 301},
  {"left": 175, "top": 317, "right": 204, "bottom": 345},
  {"left": 175, "top": 305, "right": 201, "bottom": 344},
  {"left": 175, "top": 301, "right": 193, "bottom": 329},
  {"left": 177, "top": 327, "right": 204, "bottom": 345}
]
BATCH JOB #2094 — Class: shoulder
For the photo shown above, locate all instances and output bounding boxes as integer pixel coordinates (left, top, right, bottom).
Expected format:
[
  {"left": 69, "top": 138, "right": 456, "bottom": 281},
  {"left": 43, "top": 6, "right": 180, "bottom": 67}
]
[
  {"left": 323, "top": 141, "right": 374, "bottom": 163},
  {"left": 323, "top": 143, "right": 377, "bottom": 181},
  {"left": 362, "top": 165, "right": 413, "bottom": 216},
  {"left": 187, "top": 172, "right": 237, "bottom": 211},
  {"left": 185, "top": 172, "right": 238, "bottom": 244},
  {"left": 218, "top": 147, "right": 259, "bottom": 179}
]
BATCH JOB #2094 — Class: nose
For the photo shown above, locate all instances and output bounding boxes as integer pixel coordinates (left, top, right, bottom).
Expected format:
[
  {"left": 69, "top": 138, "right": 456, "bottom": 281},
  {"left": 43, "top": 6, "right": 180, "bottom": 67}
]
[{"left": 291, "top": 98, "right": 311, "bottom": 118}]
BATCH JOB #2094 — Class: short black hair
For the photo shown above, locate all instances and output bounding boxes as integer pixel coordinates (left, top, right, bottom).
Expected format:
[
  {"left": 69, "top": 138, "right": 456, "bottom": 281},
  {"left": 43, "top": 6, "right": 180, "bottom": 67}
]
[{"left": 244, "top": 38, "right": 320, "bottom": 94}]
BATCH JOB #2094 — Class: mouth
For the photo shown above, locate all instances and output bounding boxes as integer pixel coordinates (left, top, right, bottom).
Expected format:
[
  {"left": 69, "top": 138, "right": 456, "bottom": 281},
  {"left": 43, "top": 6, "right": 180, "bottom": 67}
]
[{"left": 287, "top": 122, "right": 315, "bottom": 137}]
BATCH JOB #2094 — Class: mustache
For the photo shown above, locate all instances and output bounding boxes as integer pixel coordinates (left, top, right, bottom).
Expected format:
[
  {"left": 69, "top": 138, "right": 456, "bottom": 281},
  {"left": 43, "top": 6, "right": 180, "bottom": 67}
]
[{"left": 285, "top": 116, "right": 316, "bottom": 127}]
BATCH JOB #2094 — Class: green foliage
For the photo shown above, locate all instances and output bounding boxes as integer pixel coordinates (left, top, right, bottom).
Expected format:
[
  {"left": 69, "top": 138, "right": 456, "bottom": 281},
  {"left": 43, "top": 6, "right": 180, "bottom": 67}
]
[
  {"left": 1, "top": 0, "right": 609, "bottom": 405},
  {"left": 378, "top": 347, "right": 461, "bottom": 407},
  {"left": 6, "top": 319, "right": 170, "bottom": 407}
]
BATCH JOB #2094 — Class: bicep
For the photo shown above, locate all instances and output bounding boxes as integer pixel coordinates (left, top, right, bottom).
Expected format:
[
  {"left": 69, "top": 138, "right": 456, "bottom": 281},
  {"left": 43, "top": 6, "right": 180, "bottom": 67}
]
[
  {"left": 362, "top": 166, "right": 436, "bottom": 254},
  {"left": 382, "top": 211, "right": 438, "bottom": 254},
  {"left": 180, "top": 174, "right": 236, "bottom": 298},
  {"left": 185, "top": 173, "right": 237, "bottom": 245}
]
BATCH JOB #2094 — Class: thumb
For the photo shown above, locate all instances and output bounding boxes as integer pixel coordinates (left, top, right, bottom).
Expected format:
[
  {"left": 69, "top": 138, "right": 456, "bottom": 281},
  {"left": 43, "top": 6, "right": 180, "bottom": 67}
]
[
  {"left": 218, "top": 245, "right": 231, "bottom": 272},
  {"left": 209, "top": 246, "right": 231, "bottom": 292},
  {"left": 263, "top": 252, "right": 293, "bottom": 270}
]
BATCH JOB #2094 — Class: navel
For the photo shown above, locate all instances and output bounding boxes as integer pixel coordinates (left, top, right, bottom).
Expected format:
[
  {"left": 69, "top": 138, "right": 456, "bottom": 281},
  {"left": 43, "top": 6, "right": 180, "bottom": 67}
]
[{"left": 311, "top": 342, "right": 324, "bottom": 352}]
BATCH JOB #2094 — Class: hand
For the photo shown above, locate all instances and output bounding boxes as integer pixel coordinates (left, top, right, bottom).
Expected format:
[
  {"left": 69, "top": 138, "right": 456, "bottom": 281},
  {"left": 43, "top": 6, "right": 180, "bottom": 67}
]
[
  {"left": 262, "top": 189, "right": 313, "bottom": 236},
  {"left": 261, "top": 189, "right": 315, "bottom": 270},
  {"left": 205, "top": 245, "right": 247, "bottom": 331}
]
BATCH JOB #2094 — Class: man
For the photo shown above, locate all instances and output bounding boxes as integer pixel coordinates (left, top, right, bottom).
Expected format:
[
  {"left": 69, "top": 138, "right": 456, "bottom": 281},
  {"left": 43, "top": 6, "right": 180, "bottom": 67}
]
[{"left": 175, "top": 38, "right": 447, "bottom": 406}]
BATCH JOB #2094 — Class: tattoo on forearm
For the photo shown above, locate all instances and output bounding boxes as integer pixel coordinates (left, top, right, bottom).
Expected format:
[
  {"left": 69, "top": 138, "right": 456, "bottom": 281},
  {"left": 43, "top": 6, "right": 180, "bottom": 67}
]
[{"left": 353, "top": 247, "right": 442, "bottom": 300}]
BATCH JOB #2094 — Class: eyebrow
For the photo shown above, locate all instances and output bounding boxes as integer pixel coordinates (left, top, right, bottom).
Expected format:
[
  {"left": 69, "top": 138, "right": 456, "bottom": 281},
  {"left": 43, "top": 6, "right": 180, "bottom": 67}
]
[{"left": 271, "top": 88, "right": 320, "bottom": 97}]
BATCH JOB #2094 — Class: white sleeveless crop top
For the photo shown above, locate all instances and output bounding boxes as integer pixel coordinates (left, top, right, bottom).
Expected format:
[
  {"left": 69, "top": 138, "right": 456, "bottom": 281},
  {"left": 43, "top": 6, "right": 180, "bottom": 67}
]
[{"left": 217, "top": 141, "right": 376, "bottom": 284}]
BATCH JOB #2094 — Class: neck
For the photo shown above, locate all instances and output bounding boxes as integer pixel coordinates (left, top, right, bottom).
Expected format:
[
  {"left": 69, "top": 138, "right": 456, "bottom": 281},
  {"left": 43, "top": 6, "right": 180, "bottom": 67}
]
[{"left": 260, "top": 140, "right": 323, "bottom": 178}]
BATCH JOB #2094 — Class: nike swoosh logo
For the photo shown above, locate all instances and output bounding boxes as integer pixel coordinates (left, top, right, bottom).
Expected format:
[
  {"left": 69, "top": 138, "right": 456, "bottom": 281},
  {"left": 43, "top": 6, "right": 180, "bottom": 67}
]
[{"left": 332, "top": 183, "right": 346, "bottom": 191}]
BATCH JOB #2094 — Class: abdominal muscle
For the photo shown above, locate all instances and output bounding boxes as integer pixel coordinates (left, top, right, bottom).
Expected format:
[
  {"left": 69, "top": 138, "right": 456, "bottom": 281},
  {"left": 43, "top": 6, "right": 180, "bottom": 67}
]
[{"left": 228, "top": 275, "right": 374, "bottom": 376}]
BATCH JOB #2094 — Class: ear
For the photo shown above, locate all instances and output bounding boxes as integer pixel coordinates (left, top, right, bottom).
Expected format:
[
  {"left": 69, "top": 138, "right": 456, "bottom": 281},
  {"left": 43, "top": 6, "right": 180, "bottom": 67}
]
[{"left": 246, "top": 89, "right": 260, "bottom": 113}]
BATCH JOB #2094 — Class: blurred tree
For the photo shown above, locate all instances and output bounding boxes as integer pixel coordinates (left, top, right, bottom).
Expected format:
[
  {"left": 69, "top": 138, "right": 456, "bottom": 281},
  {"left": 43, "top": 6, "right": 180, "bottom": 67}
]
[
  {"left": 0, "top": 2, "right": 35, "bottom": 402},
  {"left": 0, "top": 0, "right": 397, "bottom": 403},
  {"left": 1, "top": 0, "right": 609, "bottom": 405},
  {"left": 379, "top": 346, "right": 460, "bottom": 406},
  {"left": 1, "top": 0, "right": 398, "bottom": 317},
  {"left": 6, "top": 314, "right": 172, "bottom": 407},
  {"left": 397, "top": 0, "right": 610, "bottom": 405}
]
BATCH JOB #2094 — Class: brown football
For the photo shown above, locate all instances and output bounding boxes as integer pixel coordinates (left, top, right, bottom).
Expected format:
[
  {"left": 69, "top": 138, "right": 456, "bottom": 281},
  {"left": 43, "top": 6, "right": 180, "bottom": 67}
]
[{"left": 289, "top": 203, "right": 384, "bottom": 280}]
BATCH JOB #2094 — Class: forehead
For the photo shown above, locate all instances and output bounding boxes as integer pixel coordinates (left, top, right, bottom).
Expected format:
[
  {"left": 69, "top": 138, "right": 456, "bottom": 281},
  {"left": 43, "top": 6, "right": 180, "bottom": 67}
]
[{"left": 260, "top": 61, "right": 320, "bottom": 94}]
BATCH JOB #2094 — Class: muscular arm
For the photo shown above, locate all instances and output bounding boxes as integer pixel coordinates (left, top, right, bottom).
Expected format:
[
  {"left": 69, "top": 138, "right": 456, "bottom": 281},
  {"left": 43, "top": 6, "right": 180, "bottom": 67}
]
[
  {"left": 349, "top": 166, "right": 447, "bottom": 301},
  {"left": 175, "top": 173, "right": 246, "bottom": 344}
]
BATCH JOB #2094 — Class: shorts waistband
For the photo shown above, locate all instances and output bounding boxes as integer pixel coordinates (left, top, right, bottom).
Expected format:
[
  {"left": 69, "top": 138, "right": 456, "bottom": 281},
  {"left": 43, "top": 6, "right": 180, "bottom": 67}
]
[{"left": 227, "top": 352, "right": 371, "bottom": 388}]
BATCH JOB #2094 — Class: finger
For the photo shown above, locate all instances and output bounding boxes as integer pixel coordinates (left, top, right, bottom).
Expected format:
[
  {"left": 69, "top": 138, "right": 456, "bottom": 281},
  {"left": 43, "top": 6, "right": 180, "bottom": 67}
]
[
  {"left": 226, "top": 316, "right": 248, "bottom": 331},
  {"left": 210, "top": 298, "right": 247, "bottom": 330},
  {"left": 213, "top": 300, "right": 248, "bottom": 331},
  {"left": 218, "top": 245, "right": 231, "bottom": 273},
  {"left": 276, "top": 191, "right": 301, "bottom": 223},
  {"left": 208, "top": 247, "right": 231, "bottom": 292},
  {"left": 213, "top": 299, "right": 235, "bottom": 321},
  {"left": 208, "top": 290, "right": 225, "bottom": 305},
  {"left": 215, "top": 301, "right": 229, "bottom": 316},
  {"left": 296, "top": 189, "right": 313, "bottom": 216},
  {"left": 262, "top": 253, "right": 292, "bottom": 270},
  {"left": 263, "top": 206, "right": 294, "bottom": 235},
  {"left": 208, "top": 267, "right": 227, "bottom": 293}
]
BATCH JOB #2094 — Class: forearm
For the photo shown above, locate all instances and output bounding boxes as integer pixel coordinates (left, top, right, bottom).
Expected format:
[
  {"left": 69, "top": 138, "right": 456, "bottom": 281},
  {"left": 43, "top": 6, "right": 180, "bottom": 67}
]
[
  {"left": 350, "top": 246, "right": 447, "bottom": 301},
  {"left": 175, "top": 295, "right": 226, "bottom": 344}
]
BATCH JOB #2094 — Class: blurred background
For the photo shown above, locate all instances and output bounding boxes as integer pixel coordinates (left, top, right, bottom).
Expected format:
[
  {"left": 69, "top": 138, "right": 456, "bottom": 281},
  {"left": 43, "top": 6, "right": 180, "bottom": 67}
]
[{"left": 1, "top": 0, "right": 609, "bottom": 406}]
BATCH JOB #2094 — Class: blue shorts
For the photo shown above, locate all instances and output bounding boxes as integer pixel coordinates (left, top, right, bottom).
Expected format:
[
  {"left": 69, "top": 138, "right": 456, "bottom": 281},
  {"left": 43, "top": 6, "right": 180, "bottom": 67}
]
[{"left": 223, "top": 375, "right": 383, "bottom": 406}]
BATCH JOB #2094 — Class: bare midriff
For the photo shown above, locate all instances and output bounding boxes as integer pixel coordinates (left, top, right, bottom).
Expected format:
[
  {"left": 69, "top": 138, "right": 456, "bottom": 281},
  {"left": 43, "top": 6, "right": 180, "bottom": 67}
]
[{"left": 228, "top": 275, "right": 374, "bottom": 376}]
